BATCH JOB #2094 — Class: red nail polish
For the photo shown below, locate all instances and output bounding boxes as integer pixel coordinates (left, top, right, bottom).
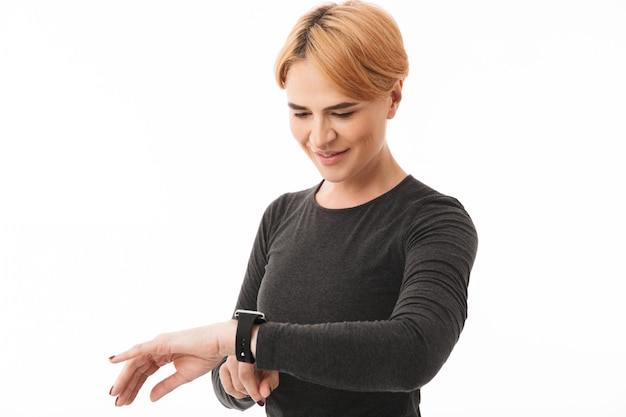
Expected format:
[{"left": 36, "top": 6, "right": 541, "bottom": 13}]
[
  {"left": 109, "top": 386, "right": 113, "bottom": 395},
  {"left": 109, "top": 355, "right": 115, "bottom": 360}
]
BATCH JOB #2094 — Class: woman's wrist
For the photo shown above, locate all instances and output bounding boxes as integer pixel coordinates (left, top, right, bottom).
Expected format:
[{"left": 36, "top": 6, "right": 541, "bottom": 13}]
[
  {"left": 218, "top": 320, "right": 239, "bottom": 357},
  {"left": 251, "top": 324, "right": 260, "bottom": 359},
  {"left": 218, "top": 320, "right": 261, "bottom": 361}
]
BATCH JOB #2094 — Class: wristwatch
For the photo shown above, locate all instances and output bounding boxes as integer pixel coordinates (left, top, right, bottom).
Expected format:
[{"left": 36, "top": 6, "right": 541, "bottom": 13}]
[{"left": 234, "top": 309, "right": 266, "bottom": 363}]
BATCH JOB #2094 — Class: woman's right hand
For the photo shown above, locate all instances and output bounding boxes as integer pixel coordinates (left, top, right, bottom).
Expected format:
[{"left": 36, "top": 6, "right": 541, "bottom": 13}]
[{"left": 219, "top": 355, "right": 280, "bottom": 405}]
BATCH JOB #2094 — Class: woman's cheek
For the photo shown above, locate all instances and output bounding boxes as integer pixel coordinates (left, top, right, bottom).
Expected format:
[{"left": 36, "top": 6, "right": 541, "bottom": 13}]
[{"left": 290, "top": 123, "right": 308, "bottom": 148}]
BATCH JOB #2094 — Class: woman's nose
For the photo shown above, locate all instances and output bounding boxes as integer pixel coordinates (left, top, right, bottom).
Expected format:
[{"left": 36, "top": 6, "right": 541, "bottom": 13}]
[{"left": 309, "top": 119, "right": 336, "bottom": 148}]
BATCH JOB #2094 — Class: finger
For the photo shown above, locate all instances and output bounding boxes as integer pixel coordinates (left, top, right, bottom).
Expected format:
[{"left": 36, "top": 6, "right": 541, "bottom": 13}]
[
  {"left": 109, "top": 340, "right": 163, "bottom": 364},
  {"left": 111, "top": 356, "right": 162, "bottom": 406},
  {"left": 112, "top": 355, "right": 159, "bottom": 391},
  {"left": 110, "top": 357, "right": 148, "bottom": 396},
  {"left": 117, "top": 371, "right": 149, "bottom": 406},
  {"left": 218, "top": 364, "right": 237, "bottom": 398},
  {"left": 150, "top": 371, "right": 190, "bottom": 402},
  {"left": 259, "top": 370, "right": 280, "bottom": 398},
  {"left": 238, "top": 363, "right": 263, "bottom": 403},
  {"left": 221, "top": 356, "right": 248, "bottom": 398}
]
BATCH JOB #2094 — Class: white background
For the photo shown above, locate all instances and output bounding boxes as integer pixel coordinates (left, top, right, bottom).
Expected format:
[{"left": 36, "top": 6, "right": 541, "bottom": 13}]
[{"left": 1, "top": 1, "right": 624, "bottom": 415}]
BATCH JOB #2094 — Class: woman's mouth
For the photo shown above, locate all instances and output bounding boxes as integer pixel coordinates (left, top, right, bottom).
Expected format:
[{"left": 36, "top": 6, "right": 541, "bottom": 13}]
[{"left": 315, "top": 150, "right": 348, "bottom": 166}]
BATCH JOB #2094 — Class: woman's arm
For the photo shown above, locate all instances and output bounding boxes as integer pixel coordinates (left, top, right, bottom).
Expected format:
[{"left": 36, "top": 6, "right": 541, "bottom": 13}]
[
  {"left": 109, "top": 320, "right": 276, "bottom": 407},
  {"left": 253, "top": 201, "right": 478, "bottom": 392},
  {"left": 109, "top": 320, "right": 237, "bottom": 405},
  {"left": 210, "top": 201, "right": 279, "bottom": 409}
]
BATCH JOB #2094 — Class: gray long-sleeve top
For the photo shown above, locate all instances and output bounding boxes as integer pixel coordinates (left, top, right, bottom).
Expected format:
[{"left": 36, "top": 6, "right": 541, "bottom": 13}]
[{"left": 212, "top": 175, "right": 478, "bottom": 416}]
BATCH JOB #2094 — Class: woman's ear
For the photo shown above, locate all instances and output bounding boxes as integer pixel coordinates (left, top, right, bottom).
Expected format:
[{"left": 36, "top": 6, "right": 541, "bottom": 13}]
[{"left": 387, "top": 79, "right": 403, "bottom": 119}]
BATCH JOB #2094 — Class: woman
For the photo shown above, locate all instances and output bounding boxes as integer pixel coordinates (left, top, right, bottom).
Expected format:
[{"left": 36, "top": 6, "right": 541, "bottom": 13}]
[{"left": 109, "top": 1, "right": 478, "bottom": 416}]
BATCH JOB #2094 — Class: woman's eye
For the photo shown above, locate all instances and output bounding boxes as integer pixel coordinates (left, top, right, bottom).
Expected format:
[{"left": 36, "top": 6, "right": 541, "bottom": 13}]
[
  {"left": 333, "top": 112, "right": 354, "bottom": 119},
  {"left": 293, "top": 112, "right": 310, "bottom": 118}
]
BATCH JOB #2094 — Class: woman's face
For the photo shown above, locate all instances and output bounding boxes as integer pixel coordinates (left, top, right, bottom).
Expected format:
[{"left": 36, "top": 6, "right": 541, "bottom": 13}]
[{"left": 285, "top": 60, "right": 401, "bottom": 187}]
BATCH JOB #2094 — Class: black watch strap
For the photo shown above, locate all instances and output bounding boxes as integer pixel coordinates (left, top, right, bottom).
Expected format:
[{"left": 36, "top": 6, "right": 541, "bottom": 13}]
[{"left": 234, "top": 309, "right": 266, "bottom": 363}]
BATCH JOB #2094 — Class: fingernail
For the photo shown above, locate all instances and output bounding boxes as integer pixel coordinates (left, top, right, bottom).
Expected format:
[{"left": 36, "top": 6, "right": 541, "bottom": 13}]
[
  {"left": 257, "top": 400, "right": 265, "bottom": 407},
  {"left": 109, "top": 386, "right": 113, "bottom": 395},
  {"left": 109, "top": 355, "right": 115, "bottom": 360}
]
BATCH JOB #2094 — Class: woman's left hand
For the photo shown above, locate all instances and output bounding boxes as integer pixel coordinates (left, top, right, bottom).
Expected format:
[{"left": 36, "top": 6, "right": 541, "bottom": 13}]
[
  {"left": 219, "top": 354, "right": 280, "bottom": 405},
  {"left": 109, "top": 321, "right": 236, "bottom": 406}
]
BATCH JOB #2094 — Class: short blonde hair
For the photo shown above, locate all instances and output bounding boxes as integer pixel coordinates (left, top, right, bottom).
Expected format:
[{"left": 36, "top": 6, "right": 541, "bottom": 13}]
[{"left": 275, "top": 1, "right": 409, "bottom": 101}]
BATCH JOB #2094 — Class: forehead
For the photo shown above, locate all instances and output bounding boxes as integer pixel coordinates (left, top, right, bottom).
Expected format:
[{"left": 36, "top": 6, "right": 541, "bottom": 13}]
[{"left": 284, "top": 60, "right": 353, "bottom": 107}]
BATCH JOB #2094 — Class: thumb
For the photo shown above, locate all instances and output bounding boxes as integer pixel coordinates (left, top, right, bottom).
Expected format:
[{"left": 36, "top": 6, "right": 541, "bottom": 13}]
[
  {"left": 259, "top": 371, "right": 280, "bottom": 398},
  {"left": 150, "top": 372, "right": 189, "bottom": 402}
]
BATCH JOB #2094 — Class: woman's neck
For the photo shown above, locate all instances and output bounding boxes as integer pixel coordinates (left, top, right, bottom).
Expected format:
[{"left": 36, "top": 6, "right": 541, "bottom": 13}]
[{"left": 315, "top": 153, "right": 407, "bottom": 209}]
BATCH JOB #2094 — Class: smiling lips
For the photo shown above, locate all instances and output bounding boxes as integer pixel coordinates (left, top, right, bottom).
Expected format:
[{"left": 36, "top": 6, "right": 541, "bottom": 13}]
[{"left": 314, "top": 149, "right": 348, "bottom": 166}]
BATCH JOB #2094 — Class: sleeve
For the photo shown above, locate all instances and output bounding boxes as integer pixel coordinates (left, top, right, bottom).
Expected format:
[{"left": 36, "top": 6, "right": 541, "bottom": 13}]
[
  {"left": 210, "top": 202, "right": 275, "bottom": 410},
  {"left": 254, "top": 197, "right": 478, "bottom": 392}
]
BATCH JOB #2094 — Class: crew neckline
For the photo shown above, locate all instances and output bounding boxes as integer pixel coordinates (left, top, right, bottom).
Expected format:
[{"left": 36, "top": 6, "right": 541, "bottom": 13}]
[{"left": 311, "top": 175, "right": 413, "bottom": 212}]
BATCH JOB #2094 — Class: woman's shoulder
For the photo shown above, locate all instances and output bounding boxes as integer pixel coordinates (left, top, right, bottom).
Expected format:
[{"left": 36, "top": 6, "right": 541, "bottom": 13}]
[
  {"left": 394, "top": 175, "right": 466, "bottom": 209},
  {"left": 261, "top": 182, "right": 320, "bottom": 219},
  {"left": 396, "top": 176, "right": 476, "bottom": 232},
  {"left": 273, "top": 182, "right": 318, "bottom": 206}
]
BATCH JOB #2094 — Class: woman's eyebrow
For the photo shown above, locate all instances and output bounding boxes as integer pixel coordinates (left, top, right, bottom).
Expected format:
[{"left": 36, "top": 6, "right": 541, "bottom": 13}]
[{"left": 288, "top": 102, "right": 359, "bottom": 111}]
